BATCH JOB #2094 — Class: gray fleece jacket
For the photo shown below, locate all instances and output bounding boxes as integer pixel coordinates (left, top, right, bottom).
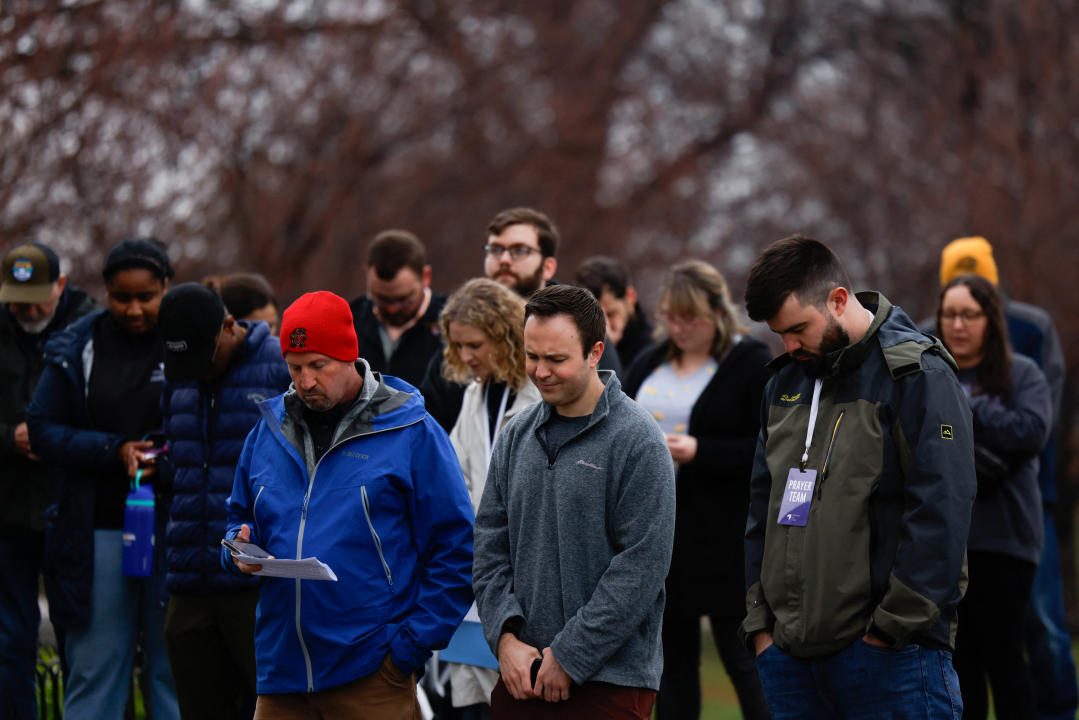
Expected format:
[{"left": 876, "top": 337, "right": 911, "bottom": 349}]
[{"left": 473, "top": 371, "right": 676, "bottom": 690}]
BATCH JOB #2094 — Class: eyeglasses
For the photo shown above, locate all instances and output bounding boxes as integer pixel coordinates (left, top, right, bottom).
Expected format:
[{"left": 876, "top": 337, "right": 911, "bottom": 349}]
[
  {"left": 483, "top": 243, "right": 541, "bottom": 260},
  {"left": 940, "top": 310, "right": 985, "bottom": 324}
]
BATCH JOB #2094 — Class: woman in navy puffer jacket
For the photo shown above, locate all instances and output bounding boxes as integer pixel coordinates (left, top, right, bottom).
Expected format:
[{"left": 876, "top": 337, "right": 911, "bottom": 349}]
[{"left": 160, "top": 316, "right": 291, "bottom": 718}]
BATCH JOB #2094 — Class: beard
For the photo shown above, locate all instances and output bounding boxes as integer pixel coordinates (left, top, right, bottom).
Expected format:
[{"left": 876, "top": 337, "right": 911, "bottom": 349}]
[
  {"left": 490, "top": 263, "right": 545, "bottom": 298},
  {"left": 792, "top": 315, "right": 850, "bottom": 378},
  {"left": 16, "top": 314, "right": 53, "bottom": 335}
]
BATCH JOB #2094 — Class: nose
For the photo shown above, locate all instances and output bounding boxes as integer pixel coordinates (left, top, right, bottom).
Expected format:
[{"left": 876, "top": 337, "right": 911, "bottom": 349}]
[
  {"left": 782, "top": 336, "right": 801, "bottom": 355},
  {"left": 533, "top": 360, "right": 551, "bottom": 379},
  {"left": 127, "top": 300, "right": 144, "bottom": 317},
  {"left": 299, "top": 369, "right": 318, "bottom": 390}
]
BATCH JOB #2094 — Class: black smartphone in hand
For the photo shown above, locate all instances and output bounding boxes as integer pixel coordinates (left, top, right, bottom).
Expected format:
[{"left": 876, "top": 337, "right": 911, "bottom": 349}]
[{"left": 221, "top": 538, "right": 271, "bottom": 558}]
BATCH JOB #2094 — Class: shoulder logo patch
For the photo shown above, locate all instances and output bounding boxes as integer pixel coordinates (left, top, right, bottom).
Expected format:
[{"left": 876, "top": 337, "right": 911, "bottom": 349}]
[
  {"left": 289, "top": 327, "right": 307, "bottom": 349},
  {"left": 779, "top": 393, "right": 802, "bottom": 403},
  {"left": 941, "top": 424, "right": 953, "bottom": 439}
]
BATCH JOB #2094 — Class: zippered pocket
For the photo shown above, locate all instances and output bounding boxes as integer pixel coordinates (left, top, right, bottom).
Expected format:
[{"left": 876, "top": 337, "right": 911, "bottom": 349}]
[
  {"left": 361, "top": 486, "right": 394, "bottom": 591},
  {"left": 817, "top": 411, "right": 845, "bottom": 499}
]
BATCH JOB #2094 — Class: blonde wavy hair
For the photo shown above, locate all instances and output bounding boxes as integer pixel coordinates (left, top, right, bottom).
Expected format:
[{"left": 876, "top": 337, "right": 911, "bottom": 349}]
[
  {"left": 440, "top": 278, "right": 528, "bottom": 390},
  {"left": 655, "top": 259, "right": 746, "bottom": 361}
]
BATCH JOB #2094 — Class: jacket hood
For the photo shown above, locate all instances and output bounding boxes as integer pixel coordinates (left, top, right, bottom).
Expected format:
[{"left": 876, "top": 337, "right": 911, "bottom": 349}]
[
  {"left": 768, "top": 292, "right": 954, "bottom": 378},
  {"left": 268, "top": 358, "right": 426, "bottom": 438}
]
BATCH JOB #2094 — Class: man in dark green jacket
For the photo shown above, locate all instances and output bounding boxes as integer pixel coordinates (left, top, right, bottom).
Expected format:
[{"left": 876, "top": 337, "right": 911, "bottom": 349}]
[
  {"left": 0, "top": 242, "right": 95, "bottom": 720},
  {"left": 741, "top": 235, "right": 976, "bottom": 719}
]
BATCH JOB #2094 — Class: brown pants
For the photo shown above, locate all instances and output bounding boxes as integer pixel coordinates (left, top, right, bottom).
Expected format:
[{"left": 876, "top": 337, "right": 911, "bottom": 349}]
[
  {"left": 253, "top": 654, "right": 420, "bottom": 720},
  {"left": 490, "top": 677, "right": 656, "bottom": 719}
]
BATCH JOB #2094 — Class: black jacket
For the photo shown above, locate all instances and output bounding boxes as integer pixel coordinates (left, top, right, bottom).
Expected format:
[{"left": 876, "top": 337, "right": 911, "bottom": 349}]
[
  {"left": 349, "top": 293, "right": 446, "bottom": 389},
  {"left": 0, "top": 286, "right": 95, "bottom": 535},
  {"left": 624, "top": 336, "right": 772, "bottom": 617},
  {"left": 617, "top": 305, "right": 653, "bottom": 370}
]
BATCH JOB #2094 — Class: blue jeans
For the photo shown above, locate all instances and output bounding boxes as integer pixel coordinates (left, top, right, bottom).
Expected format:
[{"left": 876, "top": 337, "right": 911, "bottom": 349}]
[
  {"left": 0, "top": 532, "right": 44, "bottom": 720},
  {"left": 755, "top": 639, "right": 962, "bottom": 719},
  {"left": 63, "top": 529, "right": 179, "bottom": 720},
  {"left": 1026, "top": 508, "right": 1079, "bottom": 720}
]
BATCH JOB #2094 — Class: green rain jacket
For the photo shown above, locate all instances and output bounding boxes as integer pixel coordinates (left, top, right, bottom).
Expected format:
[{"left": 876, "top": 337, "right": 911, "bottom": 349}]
[{"left": 742, "top": 292, "right": 976, "bottom": 657}]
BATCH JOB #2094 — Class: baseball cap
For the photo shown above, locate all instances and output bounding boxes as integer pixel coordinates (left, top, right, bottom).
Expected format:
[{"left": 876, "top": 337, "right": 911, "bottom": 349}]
[
  {"left": 158, "top": 283, "right": 227, "bottom": 382},
  {"left": 0, "top": 243, "right": 60, "bottom": 303}
]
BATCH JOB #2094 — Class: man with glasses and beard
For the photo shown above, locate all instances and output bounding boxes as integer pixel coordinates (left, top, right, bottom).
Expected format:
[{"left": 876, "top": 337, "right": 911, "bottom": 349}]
[
  {"left": 422, "top": 208, "right": 621, "bottom": 431},
  {"left": 349, "top": 230, "right": 445, "bottom": 389},
  {"left": 740, "top": 235, "right": 975, "bottom": 719}
]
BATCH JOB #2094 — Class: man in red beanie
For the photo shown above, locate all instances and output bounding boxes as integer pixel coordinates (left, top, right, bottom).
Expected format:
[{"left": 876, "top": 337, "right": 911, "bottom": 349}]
[{"left": 221, "top": 291, "right": 475, "bottom": 720}]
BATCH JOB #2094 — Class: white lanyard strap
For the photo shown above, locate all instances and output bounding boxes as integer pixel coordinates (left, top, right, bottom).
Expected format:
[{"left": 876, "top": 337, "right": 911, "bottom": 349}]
[
  {"left": 801, "top": 379, "right": 823, "bottom": 471},
  {"left": 483, "top": 382, "right": 511, "bottom": 468}
]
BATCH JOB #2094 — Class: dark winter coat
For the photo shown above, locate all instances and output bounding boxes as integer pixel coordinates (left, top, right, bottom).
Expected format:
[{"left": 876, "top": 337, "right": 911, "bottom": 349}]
[
  {"left": 160, "top": 320, "right": 291, "bottom": 594},
  {"left": 27, "top": 309, "right": 167, "bottom": 630},
  {"left": 624, "top": 336, "right": 772, "bottom": 617},
  {"left": 0, "top": 286, "right": 95, "bottom": 535}
]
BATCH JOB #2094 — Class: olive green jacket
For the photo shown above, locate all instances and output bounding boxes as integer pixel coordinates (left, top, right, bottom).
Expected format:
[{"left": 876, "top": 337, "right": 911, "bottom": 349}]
[{"left": 742, "top": 292, "right": 976, "bottom": 657}]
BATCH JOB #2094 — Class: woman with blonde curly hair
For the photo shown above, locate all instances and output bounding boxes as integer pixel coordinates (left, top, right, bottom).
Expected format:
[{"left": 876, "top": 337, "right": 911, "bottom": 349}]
[{"left": 439, "top": 278, "right": 540, "bottom": 719}]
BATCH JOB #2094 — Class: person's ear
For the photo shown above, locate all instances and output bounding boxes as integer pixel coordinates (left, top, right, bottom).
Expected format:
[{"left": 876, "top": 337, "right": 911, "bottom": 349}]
[
  {"left": 624, "top": 285, "right": 637, "bottom": 309},
  {"left": 421, "top": 265, "right": 432, "bottom": 288},
  {"left": 588, "top": 340, "right": 604, "bottom": 368},
  {"left": 542, "top": 256, "right": 557, "bottom": 282},
  {"left": 829, "top": 287, "right": 848, "bottom": 316}
]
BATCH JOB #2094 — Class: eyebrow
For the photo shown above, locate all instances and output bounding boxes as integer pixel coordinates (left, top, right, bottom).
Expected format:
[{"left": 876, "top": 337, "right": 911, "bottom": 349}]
[{"left": 775, "top": 321, "right": 807, "bottom": 335}]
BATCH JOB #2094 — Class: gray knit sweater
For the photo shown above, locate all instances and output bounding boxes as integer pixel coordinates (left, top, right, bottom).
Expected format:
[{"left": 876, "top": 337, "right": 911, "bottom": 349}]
[{"left": 473, "top": 371, "right": 676, "bottom": 689}]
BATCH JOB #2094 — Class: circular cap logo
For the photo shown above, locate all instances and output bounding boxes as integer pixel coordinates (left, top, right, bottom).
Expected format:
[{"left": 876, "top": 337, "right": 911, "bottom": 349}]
[{"left": 11, "top": 259, "right": 33, "bottom": 282}]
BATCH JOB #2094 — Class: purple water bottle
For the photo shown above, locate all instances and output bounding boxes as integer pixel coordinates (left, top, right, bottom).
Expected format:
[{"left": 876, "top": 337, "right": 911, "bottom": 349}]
[{"left": 122, "top": 472, "right": 155, "bottom": 578}]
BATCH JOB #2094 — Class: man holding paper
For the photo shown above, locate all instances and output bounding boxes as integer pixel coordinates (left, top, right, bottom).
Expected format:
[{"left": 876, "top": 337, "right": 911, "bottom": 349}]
[{"left": 222, "top": 290, "right": 475, "bottom": 720}]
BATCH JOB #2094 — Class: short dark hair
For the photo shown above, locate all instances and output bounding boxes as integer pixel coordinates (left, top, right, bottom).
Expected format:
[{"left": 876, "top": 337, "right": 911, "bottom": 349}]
[
  {"left": 487, "top": 207, "right": 559, "bottom": 258},
  {"left": 936, "top": 273, "right": 1012, "bottom": 399},
  {"left": 574, "top": 256, "right": 629, "bottom": 299},
  {"left": 744, "top": 235, "right": 852, "bottom": 322},
  {"left": 525, "top": 285, "right": 605, "bottom": 357},
  {"left": 204, "top": 272, "right": 278, "bottom": 318},
  {"left": 367, "top": 230, "right": 427, "bottom": 280}
]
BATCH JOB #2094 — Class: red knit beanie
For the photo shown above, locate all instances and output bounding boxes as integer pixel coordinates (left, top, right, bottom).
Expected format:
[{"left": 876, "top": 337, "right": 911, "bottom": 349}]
[{"left": 280, "top": 291, "right": 359, "bottom": 362}]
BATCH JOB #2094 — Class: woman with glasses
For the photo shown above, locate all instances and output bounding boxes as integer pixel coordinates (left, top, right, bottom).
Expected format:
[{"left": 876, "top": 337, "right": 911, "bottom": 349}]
[
  {"left": 623, "top": 260, "right": 771, "bottom": 720},
  {"left": 439, "top": 278, "right": 541, "bottom": 719},
  {"left": 936, "top": 273, "right": 1051, "bottom": 720}
]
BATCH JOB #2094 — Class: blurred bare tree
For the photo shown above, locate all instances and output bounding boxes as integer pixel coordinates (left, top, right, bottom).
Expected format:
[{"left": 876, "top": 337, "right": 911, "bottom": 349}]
[{"left": 3, "top": 0, "right": 1079, "bottom": 607}]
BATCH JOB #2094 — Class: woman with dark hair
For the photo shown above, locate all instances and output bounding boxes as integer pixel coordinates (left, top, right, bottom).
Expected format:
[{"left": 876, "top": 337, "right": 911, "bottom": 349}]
[
  {"left": 28, "top": 238, "right": 180, "bottom": 720},
  {"left": 624, "top": 260, "right": 771, "bottom": 720},
  {"left": 204, "top": 272, "right": 280, "bottom": 335},
  {"left": 936, "top": 273, "right": 1051, "bottom": 720},
  {"left": 440, "top": 278, "right": 541, "bottom": 719}
]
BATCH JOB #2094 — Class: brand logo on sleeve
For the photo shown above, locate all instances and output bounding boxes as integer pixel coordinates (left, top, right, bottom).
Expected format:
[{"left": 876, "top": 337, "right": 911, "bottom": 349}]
[
  {"left": 779, "top": 392, "right": 802, "bottom": 404},
  {"left": 940, "top": 424, "right": 953, "bottom": 439}
]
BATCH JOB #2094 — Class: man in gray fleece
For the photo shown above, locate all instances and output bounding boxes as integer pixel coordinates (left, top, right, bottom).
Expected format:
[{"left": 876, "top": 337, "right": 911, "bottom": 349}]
[{"left": 473, "top": 285, "right": 676, "bottom": 719}]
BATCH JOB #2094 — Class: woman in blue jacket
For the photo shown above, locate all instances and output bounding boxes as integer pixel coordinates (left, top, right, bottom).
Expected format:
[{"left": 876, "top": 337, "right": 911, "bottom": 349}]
[
  {"left": 28, "top": 238, "right": 180, "bottom": 720},
  {"left": 937, "top": 273, "right": 1052, "bottom": 720}
]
